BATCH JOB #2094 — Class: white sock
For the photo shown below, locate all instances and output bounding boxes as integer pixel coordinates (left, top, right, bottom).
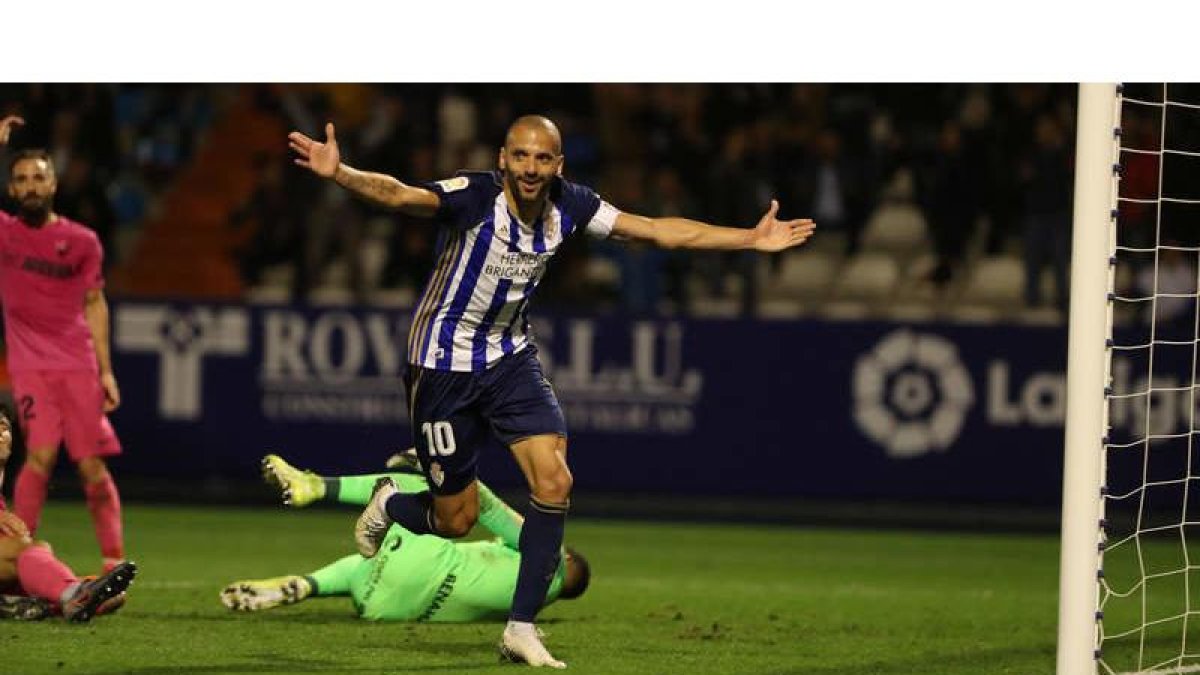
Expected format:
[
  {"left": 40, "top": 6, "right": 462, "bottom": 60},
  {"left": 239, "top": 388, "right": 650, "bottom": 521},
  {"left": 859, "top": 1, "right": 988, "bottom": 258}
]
[
  {"left": 59, "top": 581, "right": 81, "bottom": 606},
  {"left": 506, "top": 619, "right": 536, "bottom": 635}
]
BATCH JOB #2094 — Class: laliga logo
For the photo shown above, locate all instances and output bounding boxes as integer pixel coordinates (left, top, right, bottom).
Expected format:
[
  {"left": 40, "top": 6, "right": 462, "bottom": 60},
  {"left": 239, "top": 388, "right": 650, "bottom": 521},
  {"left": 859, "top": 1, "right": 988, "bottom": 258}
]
[{"left": 853, "top": 329, "right": 975, "bottom": 459}]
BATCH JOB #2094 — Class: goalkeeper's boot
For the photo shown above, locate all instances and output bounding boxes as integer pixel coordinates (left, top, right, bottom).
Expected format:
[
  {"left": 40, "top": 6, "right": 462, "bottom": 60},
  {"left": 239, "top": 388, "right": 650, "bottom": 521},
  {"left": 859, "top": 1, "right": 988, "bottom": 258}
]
[
  {"left": 220, "top": 575, "right": 312, "bottom": 612},
  {"left": 354, "top": 477, "right": 398, "bottom": 558},
  {"left": 499, "top": 622, "right": 567, "bottom": 669},
  {"left": 0, "top": 594, "right": 51, "bottom": 620},
  {"left": 384, "top": 447, "right": 423, "bottom": 474},
  {"left": 262, "top": 454, "right": 325, "bottom": 508},
  {"left": 63, "top": 560, "right": 137, "bottom": 623}
]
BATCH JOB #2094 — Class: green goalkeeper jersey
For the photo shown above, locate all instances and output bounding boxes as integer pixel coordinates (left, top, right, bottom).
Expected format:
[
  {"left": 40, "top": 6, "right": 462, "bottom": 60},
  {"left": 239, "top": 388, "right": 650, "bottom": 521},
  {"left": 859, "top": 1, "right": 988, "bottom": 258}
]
[
  {"left": 308, "top": 472, "right": 565, "bottom": 621},
  {"left": 346, "top": 526, "right": 566, "bottom": 622}
]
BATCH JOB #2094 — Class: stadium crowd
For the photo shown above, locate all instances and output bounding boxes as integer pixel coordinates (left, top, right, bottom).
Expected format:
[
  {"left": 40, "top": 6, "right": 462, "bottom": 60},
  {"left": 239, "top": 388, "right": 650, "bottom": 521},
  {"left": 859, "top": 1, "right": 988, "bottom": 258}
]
[{"left": 1, "top": 83, "right": 1092, "bottom": 319}]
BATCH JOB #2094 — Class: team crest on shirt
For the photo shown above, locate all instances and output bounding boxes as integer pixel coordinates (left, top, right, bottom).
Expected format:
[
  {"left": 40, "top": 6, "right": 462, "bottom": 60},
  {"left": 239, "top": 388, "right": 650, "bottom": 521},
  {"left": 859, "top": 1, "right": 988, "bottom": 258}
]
[
  {"left": 55, "top": 240, "right": 69, "bottom": 257},
  {"left": 436, "top": 177, "right": 469, "bottom": 193},
  {"left": 429, "top": 461, "right": 444, "bottom": 487}
]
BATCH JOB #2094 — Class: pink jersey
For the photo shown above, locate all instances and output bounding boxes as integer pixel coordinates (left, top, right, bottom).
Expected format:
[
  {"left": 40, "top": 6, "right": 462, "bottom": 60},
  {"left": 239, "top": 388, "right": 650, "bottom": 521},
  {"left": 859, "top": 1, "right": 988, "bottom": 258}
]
[{"left": 0, "top": 212, "right": 104, "bottom": 373}]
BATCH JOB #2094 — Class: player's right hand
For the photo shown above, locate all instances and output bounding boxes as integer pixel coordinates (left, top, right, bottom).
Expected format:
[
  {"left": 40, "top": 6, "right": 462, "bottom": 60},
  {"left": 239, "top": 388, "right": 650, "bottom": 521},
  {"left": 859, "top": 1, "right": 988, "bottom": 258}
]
[
  {"left": 0, "top": 511, "right": 30, "bottom": 542},
  {"left": 0, "top": 115, "right": 24, "bottom": 146},
  {"left": 288, "top": 122, "right": 341, "bottom": 178}
]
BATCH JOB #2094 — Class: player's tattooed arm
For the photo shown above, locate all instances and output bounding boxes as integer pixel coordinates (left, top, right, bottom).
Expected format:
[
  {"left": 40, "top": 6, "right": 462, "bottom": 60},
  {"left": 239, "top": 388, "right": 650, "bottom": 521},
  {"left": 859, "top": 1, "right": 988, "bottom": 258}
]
[
  {"left": 331, "top": 165, "right": 437, "bottom": 215},
  {"left": 288, "top": 122, "right": 439, "bottom": 216},
  {"left": 334, "top": 164, "right": 401, "bottom": 203}
]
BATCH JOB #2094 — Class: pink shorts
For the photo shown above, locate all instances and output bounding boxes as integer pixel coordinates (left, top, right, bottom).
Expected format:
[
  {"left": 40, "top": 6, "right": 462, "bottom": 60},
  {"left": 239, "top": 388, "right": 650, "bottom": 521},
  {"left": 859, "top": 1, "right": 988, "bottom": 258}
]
[{"left": 10, "top": 370, "right": 122, "bottom": 461}]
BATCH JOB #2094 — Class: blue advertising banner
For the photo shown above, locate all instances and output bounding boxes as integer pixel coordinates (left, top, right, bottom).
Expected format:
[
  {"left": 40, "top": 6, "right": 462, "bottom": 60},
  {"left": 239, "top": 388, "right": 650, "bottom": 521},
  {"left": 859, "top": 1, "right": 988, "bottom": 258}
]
[{"left": 106, "top": 299, "right": 1100, "bottom": 504}]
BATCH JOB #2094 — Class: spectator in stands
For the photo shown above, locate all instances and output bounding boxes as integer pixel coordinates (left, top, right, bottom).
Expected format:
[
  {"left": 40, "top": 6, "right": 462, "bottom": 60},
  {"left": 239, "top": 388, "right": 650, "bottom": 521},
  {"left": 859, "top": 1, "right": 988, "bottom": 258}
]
[
  {"left": 791, "top": 127, "right": 867, "bottom": 254},
  {"left": 232, "top": 153, "right": 309, "bottom": 293},
  {"left": 919, "top": 120, "right": 983, "bottom": 290},
  {"left": 1020, "top": 113, "right": 1073, "bottom": 312}
]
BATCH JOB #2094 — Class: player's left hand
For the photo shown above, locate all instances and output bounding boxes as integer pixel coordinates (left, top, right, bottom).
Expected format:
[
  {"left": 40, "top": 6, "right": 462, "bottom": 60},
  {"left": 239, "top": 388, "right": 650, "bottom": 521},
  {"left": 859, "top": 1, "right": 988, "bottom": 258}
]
[
  {"left": 750, "top": 200, "right": 816, "bottom": 253},
  {"left": 101, "top": 372, "right": 121, "bottom": 412},
  {"left": 288, "top": 122, "right": 341, "bottom": 178}
]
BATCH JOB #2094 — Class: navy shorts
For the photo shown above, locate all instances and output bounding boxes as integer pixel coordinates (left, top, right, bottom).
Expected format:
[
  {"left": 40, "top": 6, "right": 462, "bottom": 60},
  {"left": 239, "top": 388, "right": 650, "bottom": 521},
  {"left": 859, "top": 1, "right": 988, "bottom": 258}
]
[{"left": 404, "top": 344, "right": 566, "bottom": 495}]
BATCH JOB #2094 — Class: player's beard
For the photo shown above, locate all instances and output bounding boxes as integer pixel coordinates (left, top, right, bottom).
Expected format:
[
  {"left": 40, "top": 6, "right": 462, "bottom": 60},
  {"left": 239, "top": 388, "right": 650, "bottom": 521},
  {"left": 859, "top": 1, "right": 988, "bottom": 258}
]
[
  {"left": 506, "top": 172, "right": 547, "bottom": 209},
  {"left": 17, "top": 194, "right": 52, "bottom": 226}
]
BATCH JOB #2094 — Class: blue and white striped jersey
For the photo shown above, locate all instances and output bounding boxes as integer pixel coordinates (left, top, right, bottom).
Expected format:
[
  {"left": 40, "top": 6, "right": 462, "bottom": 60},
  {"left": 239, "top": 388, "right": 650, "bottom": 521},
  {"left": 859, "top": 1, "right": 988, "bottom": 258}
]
[{"left": 406, "top": 171, "right": 619, "bottom": 372}]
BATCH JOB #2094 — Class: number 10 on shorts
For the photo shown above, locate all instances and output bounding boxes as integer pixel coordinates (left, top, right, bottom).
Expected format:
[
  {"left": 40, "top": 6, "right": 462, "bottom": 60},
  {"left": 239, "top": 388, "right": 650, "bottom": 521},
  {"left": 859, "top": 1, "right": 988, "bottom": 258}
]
[{"left": 421, "top": 421, "right": 457, "bottom": 457}]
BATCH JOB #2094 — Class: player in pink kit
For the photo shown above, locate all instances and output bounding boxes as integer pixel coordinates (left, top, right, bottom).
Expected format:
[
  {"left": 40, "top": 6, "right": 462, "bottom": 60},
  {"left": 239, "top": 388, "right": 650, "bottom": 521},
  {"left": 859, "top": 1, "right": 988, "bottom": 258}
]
[
  {"left": 0, "top": 411, "right": 136, "bottom": 621},
  {"left": 0, "top": 115, "right": 126, "bottom": 572}
]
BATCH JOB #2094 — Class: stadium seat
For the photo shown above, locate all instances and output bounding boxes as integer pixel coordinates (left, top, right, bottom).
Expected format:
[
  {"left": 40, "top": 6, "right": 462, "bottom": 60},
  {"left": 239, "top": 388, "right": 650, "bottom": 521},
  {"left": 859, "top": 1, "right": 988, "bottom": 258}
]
[
  {"left": 860, "top": 203, "right": 930, "bottom": 259},
  {"left": 309, "top": 284, "right": 355, "bottom": 307},
  {"left": 957, "top": 255, "right": 1025, "bottom": 313},
  {"left": 260, "top": 263, "right": 294, "bottom": 289},
  {"left": 368, "top": 285, "right": 417, "bottom": 308},
  {"left": 944, "top": 304, "right": 1004, "bottom": 324},
  {"left": 756, "top": 297, "right": 806, "bottom": 320},
  {"left": 583, "top": 257, "right": 621, "bottom": 290},
  {"left": 761, "top": 250, "right": 840, "bottom": 306},
  {"left": 360, "top": 238, "right": 390, "bottom": 292},
  {"left": 690, "top": 298, "right": 742, "bottom": 318},
  {"left": 246, "top": 264, "right": 294, "bottom": 304},
  {"left": 826, "top": 252, "right": 900, "bottom": 305},
  {"left": 245, "top": 284, "right": 291, "bottom": 305},
  {"left": 817, "top": 300, "right": 873, "bottom": 321},
  {"left": 321, "top": 258, "right": 351, "bottom": 288},
  {"left": 884, "top": 303, "right": 938, "bottom": 323},
  {"left": 880, "top": 167, "right": 916, "bottom": 202},
  {"left": 803, "top": 229, "right": 848, "bottom": 257},
  {"left": 893, "top": 253, "right": 947, "bottom": 306},
  {"left": 1015, "top": 306, "right": 1064, "bottom": 326}
]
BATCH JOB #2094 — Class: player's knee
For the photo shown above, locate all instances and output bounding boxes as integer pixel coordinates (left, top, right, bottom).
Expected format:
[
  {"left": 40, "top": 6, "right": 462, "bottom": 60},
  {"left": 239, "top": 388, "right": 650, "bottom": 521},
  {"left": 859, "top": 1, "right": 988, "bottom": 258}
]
[
  {"left": 25, "top": 450, "right": 56, "bottom": 474},
  {"left": 532, "top": 467, "right": 573, "bottom": 503},
  {"left": 77, "top": 458, "right": 109, "bottom": 484}
]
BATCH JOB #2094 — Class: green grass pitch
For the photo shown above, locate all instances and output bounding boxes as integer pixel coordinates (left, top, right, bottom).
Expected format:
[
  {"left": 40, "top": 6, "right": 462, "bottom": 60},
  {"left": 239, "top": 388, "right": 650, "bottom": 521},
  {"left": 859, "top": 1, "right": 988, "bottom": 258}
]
[{"left": 0, "top": 501, "right": 1136, "bottom": 674}]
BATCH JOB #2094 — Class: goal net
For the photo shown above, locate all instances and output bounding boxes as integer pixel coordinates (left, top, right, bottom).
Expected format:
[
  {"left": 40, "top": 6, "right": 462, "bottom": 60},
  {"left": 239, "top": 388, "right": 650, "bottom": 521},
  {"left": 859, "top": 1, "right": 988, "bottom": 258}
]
[{"left": 1061, "top": 83, "right": 1200, "bottom": 675}]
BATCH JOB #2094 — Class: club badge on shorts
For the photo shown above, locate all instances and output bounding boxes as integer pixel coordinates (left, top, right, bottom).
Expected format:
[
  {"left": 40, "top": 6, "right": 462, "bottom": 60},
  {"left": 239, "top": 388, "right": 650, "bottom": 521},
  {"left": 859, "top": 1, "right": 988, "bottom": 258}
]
[{"left": 429, "top": 461, "right": 444, "bottom": 487}]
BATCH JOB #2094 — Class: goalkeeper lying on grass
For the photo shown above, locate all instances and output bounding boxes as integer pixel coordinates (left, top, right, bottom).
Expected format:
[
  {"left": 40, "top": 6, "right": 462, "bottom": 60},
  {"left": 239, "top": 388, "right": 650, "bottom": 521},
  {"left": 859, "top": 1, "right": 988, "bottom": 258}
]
[{"left": 220, "top": 453, "right": 590, "bottom": 622}]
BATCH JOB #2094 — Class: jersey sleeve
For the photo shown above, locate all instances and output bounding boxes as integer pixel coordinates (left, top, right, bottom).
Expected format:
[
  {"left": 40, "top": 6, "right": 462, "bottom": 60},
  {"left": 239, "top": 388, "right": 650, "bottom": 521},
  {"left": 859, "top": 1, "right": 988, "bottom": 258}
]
[
  {"left": 81, "top": 230, "right": 105, "bottom": 290},
  {"left": 0, "top": 211, "right": 13, "bottom": 251},
  {"left": 559, "top": 179, "right": 620, "bottom": 240},
  {"left": 419, "top": 172, "right": 494, "bottom": 231}
]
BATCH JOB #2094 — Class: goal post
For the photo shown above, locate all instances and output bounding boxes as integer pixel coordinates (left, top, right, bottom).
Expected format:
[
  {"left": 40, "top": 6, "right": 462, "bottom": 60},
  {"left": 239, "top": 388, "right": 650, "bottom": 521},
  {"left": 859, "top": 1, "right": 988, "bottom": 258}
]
[{"left": 1058, "top": 82, "right": 1121, "bottom": 675}]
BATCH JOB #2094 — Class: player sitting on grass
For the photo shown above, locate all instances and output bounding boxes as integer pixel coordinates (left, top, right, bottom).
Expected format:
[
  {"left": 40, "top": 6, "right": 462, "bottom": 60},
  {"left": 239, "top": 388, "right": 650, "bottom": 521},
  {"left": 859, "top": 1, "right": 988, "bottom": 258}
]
[
  {"left": 220, "top": 453, "right": 590, "bottom": 622},
  {"left": 0, "top": 412, "right": 136, "bottom": 621}
]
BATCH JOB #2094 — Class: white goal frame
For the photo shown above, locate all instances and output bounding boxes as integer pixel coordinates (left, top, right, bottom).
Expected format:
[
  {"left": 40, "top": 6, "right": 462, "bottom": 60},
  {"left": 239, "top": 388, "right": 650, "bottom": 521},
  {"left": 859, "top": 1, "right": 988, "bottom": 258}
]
[{"left": 1058, "top": 82, "right": 1121, "bottom": 675}]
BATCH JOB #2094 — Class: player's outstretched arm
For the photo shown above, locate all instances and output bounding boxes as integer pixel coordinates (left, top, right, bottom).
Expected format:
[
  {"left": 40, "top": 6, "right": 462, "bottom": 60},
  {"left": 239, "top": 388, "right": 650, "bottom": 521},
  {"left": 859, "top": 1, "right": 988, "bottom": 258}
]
[
  {"left": 611, "top": 200, "right": 816, "bottom": 253},
  {"left": 288, "top": 122, "right": 440, "bottom": 216},
  {"left": 0, "top": 115, "right": 23, "bottom": 147}
]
